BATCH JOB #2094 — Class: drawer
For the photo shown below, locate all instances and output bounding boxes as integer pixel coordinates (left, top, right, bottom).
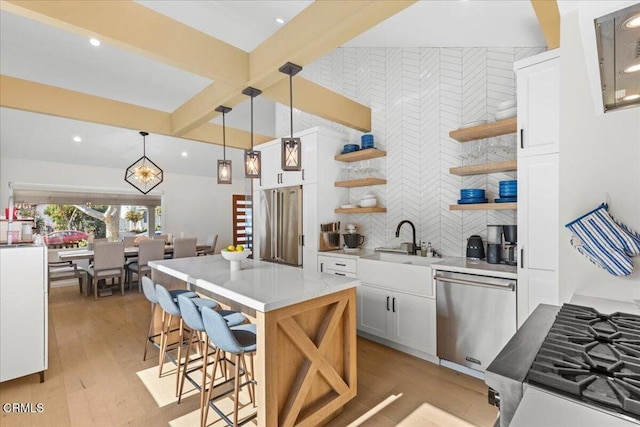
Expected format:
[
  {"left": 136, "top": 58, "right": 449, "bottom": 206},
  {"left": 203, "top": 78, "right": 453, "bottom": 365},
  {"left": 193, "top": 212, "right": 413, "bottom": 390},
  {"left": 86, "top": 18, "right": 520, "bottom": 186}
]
[
  {"left": 320, "top": 258, "right": 357, "bottom": 274},
  {"left": 325, "top": 269, "right": 356, "bottom": 278}
]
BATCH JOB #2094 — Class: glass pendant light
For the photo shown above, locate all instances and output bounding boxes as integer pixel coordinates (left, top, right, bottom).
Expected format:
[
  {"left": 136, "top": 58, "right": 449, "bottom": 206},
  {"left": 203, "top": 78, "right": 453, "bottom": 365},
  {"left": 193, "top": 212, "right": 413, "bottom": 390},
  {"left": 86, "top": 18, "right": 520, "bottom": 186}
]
[
  {"left": 124, "top": 131, "right": 163, "bottom": 194},
  {"left": 243, "top": 87, "right": 262, "bottom": 178},
  {"left": 280, "top": 62, "right": 303, "bottom": 171},
  {"left": 216, "top": 105, "right": 233, "bottom": 184}
]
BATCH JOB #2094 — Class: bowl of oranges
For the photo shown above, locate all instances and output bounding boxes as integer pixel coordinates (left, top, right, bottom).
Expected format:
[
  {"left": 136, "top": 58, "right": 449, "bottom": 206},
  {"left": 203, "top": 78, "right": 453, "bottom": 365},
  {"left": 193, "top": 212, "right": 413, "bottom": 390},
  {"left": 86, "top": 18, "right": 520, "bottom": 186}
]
[{"left": 221, "top": 245, "right": 251, "bottom": 270}]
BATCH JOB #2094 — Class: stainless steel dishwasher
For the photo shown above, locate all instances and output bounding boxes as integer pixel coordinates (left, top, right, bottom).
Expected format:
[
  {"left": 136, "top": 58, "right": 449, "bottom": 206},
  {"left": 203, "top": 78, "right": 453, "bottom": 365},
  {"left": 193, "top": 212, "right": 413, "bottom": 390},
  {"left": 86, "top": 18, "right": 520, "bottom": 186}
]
[{"left": 435, "top": 270, "right": 517, "bottom": 372}]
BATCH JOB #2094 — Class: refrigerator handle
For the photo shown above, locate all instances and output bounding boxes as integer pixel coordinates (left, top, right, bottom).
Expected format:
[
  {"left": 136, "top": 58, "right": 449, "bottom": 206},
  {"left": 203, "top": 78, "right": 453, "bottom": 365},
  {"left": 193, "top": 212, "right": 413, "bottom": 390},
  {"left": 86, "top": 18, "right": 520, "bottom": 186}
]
[
  {"left": 271, "top": 189, "right": 278, "bottom": 260},
  {"left": 278, "top": 190, "right": 284, "bottom": 261}
]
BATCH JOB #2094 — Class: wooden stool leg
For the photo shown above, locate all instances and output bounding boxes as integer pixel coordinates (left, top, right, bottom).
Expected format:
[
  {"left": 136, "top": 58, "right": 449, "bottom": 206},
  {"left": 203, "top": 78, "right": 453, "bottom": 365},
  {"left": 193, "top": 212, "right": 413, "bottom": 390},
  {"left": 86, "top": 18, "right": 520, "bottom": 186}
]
[
  {"left": 233, "top": 354, "right": 241, "bottom": 427},
  {"left": 159, "top": 313, "right": 171, "bottom": 377},
  {"left": 143, "top": 302, "right": 155, "bottom": 361},
  {"left": 177, "top": 329, "right": 196, "bottom": 403},
  {"left": 202, "top": 347, "right": 221, "bottom": 427},
  {"left": 175, "top": 318, "right": 185, "bottom": 396}
]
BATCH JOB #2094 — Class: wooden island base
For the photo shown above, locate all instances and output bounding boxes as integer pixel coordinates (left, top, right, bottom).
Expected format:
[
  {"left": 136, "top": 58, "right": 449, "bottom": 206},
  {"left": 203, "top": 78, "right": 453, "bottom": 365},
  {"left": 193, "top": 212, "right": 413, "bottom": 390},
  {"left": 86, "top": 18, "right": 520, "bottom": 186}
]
[{"left": 151, "top": 269, "right": 357, "bottom": 426}]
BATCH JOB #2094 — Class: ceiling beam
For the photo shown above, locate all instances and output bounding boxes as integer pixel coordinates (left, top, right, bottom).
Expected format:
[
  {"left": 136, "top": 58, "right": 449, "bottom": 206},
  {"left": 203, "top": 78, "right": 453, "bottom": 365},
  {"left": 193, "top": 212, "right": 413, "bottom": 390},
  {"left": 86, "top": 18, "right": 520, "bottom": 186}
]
[
  {"left": 0, "top": 75, "right": 273, "bottom": 149},
  {"left": 0, "top": 0, "right": 248, "bottom": 85},
  {"left": 530, "top": 0, "right": 560, "bottom": 49},
  {"left": 172, "top": 0, "right": 415, "bottom": 136},
  {"left": 263, "top": 77, "right": 371, "bottom": 132}
]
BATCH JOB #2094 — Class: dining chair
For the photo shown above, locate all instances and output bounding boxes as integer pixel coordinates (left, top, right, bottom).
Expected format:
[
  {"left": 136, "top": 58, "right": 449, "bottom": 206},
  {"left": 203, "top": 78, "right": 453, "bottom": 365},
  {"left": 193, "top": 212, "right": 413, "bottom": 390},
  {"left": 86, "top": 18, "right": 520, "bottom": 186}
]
[
  {"left": 93, "top": 237, "right": 108, "bottom": 244},
  {"left": 47, "top": 248, "right": 88, "bottom": 295},
  {"left": 127, "top": 239, "right": 165, "bottom": 292},
  {"left": 196, "top": 234, "right": 218, "bottom": 256},
  {"left": 86, "top": 241, "right": 125, "bottom": 300},
  {"left": 173, "top": 237, "right": 197, "bottom": 259},
  {"left": 153, "top": 234, "right": 169, "bottom": 243}
]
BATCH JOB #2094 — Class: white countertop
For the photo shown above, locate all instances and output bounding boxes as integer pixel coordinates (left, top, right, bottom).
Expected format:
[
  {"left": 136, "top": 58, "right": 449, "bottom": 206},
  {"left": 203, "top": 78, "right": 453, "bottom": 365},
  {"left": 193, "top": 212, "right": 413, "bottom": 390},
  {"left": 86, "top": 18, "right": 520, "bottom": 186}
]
[
  {"left": 431, "top": 257, "right": 518, "bottom": 279},
  {"left": 149, "top": 255, "right": 360, "bottom": 312}
]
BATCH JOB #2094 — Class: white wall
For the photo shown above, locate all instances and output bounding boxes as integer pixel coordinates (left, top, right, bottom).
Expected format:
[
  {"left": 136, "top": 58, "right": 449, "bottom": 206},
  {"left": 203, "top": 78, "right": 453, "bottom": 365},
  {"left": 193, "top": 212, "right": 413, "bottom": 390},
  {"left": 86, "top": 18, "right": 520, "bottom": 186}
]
[
  {"left": 277, "top": 46, "right": 543, "bottom": 256},
  {"left": 558, "top": 10, "right": 640, "bottom": 302},
  {"left": 0, "top": 150, "right": 248, "bottom": 252}
]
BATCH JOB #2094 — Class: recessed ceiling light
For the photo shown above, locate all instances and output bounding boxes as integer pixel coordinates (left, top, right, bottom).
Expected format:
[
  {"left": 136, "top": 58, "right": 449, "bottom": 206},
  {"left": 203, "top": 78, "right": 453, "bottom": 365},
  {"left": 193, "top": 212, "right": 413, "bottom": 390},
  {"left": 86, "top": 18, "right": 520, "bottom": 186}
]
[
  {"left": 89, "top": 38, "right": 101, "bottom": 47},
  {"left": 275, "top": 18, "right": 284, "bottom": 24},
  {"left": 181, "top": 151, "right": 188, "bottom": 157},
  {"left": 623, "top": 14, "right": 640, "bottom": 29},
  {"left": 73, "top": 136, "right": 82, "bottom": 142},
  {"left": 623, "top": 63, "right": 640, "bottom": 74},
  {"left": 623, "top": 93, "right": 640, "bottom": 101}
]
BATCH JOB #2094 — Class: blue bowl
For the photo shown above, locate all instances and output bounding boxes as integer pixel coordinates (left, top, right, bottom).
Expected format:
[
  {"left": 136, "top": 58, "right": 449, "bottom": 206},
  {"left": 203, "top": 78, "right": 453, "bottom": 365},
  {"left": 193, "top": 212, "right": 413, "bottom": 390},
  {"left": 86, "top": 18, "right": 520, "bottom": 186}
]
[
  {"left": 458, "top": 198, "right": 488, "bottom": 204},
  {"left": 500, "top": 189, "right": 517, "bottom": 195},
  {"left": 460, "top": 189, "right": 485, "bottom": 197},
  {"left": 361, "top": 142, "right": 375, "bottom": 149},
  {"left": 499, "top": 180, "right": 517, "bottom": 186},
  {"left": 495, "top": 197, "right": 517, "bottom": 203}
]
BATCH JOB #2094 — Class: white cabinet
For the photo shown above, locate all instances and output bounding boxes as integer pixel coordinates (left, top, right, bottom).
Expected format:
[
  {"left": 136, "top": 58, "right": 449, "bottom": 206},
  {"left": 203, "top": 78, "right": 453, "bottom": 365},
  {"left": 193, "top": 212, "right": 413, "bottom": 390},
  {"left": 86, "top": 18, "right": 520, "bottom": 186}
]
[
  {"left": 515, "top": 49, "right": 561, "bottom": 326},
  {"left": 357, "top": 283, "right": 436, "bottom": 356},
  {"left": 516, "top": 50, "right": 560, "bottom": 157},
  {"left": 252, "top": 127, "right": 349, "bottom": 271},
  {"left": 0, "top": 245, "right": 48, "bottom": 383},
  {"left": 318, "top": 254, "right": 357, "bottom": 278}
]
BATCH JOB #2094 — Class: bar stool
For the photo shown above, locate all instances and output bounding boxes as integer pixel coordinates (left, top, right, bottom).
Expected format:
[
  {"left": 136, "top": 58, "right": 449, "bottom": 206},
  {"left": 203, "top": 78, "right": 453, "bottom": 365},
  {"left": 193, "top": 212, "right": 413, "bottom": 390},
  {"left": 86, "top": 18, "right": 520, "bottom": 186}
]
[
  {"left": 156, "top": 284, "right": 217, "bottom": 395},
  {"left": 176, "top": 295, "right": 247, "bottom": 424},
  {"left": 140, "top": 276, "right": 196, "bottom": 361},
  {"left": 201, "top": 306, "right": 257, "bottom": 427}
]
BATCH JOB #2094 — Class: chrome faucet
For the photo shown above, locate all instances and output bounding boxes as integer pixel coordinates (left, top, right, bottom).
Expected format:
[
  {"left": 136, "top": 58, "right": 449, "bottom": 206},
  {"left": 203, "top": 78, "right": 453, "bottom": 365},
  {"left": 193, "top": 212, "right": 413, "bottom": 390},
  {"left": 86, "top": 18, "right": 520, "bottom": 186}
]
[{"left": 395, "top": 220, "right": 417, "bottom": 255}]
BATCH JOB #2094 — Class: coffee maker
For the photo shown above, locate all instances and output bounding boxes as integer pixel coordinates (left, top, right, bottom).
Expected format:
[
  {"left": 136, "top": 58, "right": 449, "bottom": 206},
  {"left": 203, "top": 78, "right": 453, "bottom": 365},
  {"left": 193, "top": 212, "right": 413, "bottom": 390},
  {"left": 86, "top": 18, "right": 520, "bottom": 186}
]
[
  {"left": 486, "top": 225, "right": 502, "bottom": 264},
  {"left": 502, "top": 225, "right": 517, "bottom": 265}
]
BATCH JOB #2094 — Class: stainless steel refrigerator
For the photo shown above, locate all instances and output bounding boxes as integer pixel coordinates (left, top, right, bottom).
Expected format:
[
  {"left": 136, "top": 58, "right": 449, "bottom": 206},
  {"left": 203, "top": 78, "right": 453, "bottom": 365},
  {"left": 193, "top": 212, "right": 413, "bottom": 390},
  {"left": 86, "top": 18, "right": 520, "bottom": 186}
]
[{"left": 259, "top": 185, "right": 303, "bottom": 266}]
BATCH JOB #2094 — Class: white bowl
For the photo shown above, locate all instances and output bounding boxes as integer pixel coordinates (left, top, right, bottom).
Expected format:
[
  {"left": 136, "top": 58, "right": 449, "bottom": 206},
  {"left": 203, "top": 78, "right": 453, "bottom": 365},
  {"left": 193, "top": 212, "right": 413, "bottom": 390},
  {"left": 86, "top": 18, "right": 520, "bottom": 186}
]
[
  {"left": 359, "top": 198, "right": 377, "bottom": 208},
  {"left": 361, "top": 194, "right": 375, "bottom": 199},
  {"left": 495, "top": 107, "right": 517, "bottom": 121},
  {"left": 221, "top": 249, "right": 251, "bottom": 261}
]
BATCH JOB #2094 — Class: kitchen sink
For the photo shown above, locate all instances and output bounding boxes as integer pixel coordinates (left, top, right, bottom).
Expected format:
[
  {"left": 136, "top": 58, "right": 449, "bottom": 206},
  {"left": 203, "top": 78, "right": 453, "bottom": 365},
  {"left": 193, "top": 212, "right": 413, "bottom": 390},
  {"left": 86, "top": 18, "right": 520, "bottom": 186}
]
[
  {"left": 362, "top": 252, "right": 443, "bottom": 267},
  {"left": 358, "top": 253, "right": 442, "bottom": 297}
]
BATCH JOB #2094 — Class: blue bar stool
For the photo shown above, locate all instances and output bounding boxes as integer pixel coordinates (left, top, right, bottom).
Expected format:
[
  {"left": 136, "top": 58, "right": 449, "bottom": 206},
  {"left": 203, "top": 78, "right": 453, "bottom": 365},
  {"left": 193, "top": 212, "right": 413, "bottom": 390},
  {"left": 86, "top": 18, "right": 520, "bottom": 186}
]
[
  {"left": 156, "top": 283, "right": 217, "bottom": 395},
  {"left": 201, "top": 306, "right": 257, "bottom": 427},
  {"left": 140, "top": 276, "right": 196, "bottom": 361},
  {"left": 177, "top": 295, "right": 247, "bottom": 425}
]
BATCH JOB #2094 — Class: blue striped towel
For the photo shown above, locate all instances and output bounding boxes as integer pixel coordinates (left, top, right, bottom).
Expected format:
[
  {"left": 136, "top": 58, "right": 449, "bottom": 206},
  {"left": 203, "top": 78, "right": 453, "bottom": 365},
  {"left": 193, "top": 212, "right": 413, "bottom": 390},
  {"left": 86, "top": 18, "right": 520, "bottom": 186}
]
[{"left": 566, "top": 204, "right": 640, "bottom": 276}]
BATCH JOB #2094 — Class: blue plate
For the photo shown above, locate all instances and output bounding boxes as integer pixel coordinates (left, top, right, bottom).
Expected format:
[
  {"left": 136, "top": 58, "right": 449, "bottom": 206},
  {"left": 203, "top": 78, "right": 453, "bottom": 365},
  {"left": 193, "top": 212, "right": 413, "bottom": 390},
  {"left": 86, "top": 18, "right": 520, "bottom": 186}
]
[
  {"left": 460, "top": 191, "right": 485, "bottom": 197},
  {"left": 495, "top": 197, "right": 517, "bottom": 203},
  {"left": 361, "top": 142, "right": 375, "bottom": 148},
  {"left": 458, "top": 198, "right": 488, "bottom": 204},
  {"left": 460, "top": 188, "right": 485, "bottom": 193}
]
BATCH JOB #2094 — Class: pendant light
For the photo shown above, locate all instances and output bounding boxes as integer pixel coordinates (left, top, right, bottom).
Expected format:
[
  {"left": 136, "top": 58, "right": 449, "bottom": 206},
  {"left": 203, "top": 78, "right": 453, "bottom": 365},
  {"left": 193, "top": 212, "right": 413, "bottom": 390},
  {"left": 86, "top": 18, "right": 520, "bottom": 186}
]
[
  {"left": 243, "top": 86, "right": 262, "bottom": 178},
  {"left": 279, "top": 62, "right": 303, "bottom": 171},
  {"left": 216, "top": 105, "right": 233, "bottom": 184},
  {"left": 124, "top": 131, "right": 163, "bottom": 194}
]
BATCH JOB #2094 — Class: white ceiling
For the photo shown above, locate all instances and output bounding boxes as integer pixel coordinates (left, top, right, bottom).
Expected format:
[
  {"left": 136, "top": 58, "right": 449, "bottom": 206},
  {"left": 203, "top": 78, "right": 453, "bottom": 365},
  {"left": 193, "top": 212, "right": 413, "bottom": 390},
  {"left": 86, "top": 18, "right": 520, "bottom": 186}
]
[{"left": 0, "top": 0, "right": 546, "bottom": 178}]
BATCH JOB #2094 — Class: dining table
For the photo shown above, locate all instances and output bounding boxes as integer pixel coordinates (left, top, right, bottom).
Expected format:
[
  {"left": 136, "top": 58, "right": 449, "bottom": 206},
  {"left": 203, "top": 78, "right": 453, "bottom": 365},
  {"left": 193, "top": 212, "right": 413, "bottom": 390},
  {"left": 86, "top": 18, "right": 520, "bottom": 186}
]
[{"left": 57, "top": 244, "right": 211, "bottom": 261}]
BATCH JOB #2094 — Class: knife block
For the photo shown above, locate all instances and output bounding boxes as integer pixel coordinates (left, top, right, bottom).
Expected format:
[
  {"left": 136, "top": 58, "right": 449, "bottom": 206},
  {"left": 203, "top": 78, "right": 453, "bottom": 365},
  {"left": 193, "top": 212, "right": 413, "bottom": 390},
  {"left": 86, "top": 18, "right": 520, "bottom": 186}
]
[{"left": 319, "top": 232, "right": 340, "bottom": 251}]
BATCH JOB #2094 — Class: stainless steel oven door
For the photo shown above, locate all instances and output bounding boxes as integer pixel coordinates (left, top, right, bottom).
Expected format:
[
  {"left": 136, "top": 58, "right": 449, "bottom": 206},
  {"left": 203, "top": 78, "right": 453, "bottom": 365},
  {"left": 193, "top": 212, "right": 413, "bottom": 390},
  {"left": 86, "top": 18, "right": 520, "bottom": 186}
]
[{"left": 435, "top": 271, "right": 517, "bottom": 372}]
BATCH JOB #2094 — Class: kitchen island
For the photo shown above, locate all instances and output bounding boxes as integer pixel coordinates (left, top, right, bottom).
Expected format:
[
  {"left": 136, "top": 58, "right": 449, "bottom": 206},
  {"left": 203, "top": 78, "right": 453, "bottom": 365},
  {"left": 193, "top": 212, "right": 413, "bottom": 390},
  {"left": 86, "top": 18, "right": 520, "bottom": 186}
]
[{"left": 149, "top": 255, "right": 359, "bottom": 427}]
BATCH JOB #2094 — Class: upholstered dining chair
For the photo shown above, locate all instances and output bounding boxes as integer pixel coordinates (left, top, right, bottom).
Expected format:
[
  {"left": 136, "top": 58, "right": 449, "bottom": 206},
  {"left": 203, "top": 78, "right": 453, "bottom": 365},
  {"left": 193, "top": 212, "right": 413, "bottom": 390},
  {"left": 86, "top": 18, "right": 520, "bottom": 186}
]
[
  {"left": 173, "top": 237, "right": 197, "bottom": 259},
  {"left": 123, "top": 236, "right": 137, "bottom": 247},
  {"left": 47, "top": 248, "right": 88, "bottom": 294},
  {"left": 86, "top": 241, "right": 125, "bottom": 300},
  {"left": 127, "top": 239, "right": 165, "bottom": 292},
  {"left": 153, "top": 234, "right": 169, "bottom": 243},
  {"left": 196, "top": 234, "right": 218, "bottom": 256}
]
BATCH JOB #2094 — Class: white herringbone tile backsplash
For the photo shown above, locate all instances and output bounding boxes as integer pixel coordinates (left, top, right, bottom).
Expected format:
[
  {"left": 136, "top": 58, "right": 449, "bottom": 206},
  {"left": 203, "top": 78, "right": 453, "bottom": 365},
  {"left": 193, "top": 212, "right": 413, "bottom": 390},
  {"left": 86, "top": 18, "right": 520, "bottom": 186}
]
[{"left": 276, "top": 46, "right": 545, "bottom": 257}]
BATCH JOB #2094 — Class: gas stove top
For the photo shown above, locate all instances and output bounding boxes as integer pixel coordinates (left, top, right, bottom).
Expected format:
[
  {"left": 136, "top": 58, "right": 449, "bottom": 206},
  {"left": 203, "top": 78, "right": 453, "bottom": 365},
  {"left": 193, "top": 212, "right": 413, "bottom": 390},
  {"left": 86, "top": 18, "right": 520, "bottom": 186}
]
[{"left": 527, "top": 303, "right": 640, "bottom": 421}]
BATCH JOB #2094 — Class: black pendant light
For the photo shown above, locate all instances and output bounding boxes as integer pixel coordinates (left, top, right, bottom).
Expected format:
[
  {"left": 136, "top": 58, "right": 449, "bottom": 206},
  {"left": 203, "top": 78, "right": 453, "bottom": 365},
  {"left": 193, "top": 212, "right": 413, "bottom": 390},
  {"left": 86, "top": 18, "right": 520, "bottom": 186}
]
[
  {"left": 243, "top": 87, "right": 262, "bottom": 178},
  {"left": 216, "top": 105, "right": 233, "bottom": 184},
  {"left": 124, "top": 131, "right": 163, "bottom": 194},
  {"left": 279, "top": 62, "right": 303, "bottom": 171}
]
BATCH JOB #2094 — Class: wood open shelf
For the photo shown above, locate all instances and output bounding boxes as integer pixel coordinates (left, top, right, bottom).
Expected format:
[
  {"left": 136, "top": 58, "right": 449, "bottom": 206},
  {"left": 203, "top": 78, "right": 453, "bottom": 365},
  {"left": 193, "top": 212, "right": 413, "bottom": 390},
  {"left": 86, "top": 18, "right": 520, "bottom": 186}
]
[
  {"left": 449, "top": 117, "right": 517, "bottom": 142},
  {"left": 449, "top": 160, "right": 517, "bottom": 176},
  {"left": 334, "top": 178, "right": 387, "bottom": 188},
  {"left": 334, "top": 148, "right": 387, "bottom": 162},
  {"left": 449, "top": 202, "right": 517, "bottom": 211},
  {"left": 334, "top": 206, "right": 387, "bottom": 214}
]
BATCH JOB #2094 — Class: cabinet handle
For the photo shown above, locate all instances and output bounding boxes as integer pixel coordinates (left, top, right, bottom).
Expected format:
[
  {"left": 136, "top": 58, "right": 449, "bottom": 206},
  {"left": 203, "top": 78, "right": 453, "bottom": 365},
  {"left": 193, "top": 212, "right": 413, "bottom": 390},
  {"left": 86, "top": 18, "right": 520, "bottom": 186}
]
[
  {"left": 386, "top": 296, "right": 390, "bottom": 311},
  {"left": 302, "top": 169, "right": 305, "bottom": 180},
  {"left": 336, "top": 263, "right": 346, "bottom": 267},
  {"left": 392, "top": 297, "right": 396, "bottom": 313},
  {"left": 320, "top": 263, "right": 324, "bottom": 272},
  {"left": 520, "top": 249, "right": 524, "bottom": 268},
  {"left": 335, "top": 272, "right": 346, "bottom": 276},
  {"left": 520, "top": 129, "right": 524, "bottom": 149}
]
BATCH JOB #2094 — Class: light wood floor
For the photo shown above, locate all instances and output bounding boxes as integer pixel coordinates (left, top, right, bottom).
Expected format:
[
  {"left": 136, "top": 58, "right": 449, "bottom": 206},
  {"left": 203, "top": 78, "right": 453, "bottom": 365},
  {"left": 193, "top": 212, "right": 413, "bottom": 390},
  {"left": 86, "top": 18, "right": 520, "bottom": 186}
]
[{"left": 0, "top": 285, "right": 497, "bottom": 426}]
